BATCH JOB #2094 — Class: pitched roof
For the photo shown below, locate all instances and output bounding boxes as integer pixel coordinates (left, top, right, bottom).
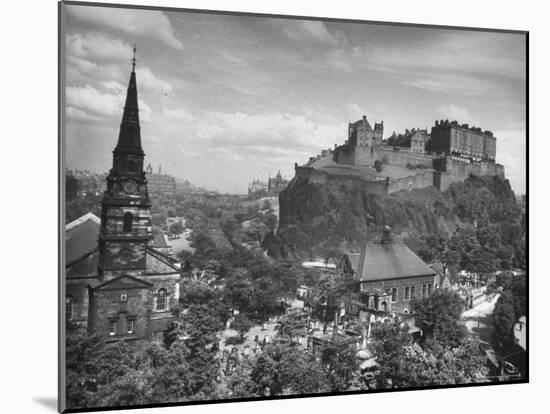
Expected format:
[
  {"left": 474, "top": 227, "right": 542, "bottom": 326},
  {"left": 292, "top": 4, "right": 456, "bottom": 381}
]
[
  {"left": 357, "top": 243, "right": 436, "bottom": 282},
  {"left": 66, "top": 212, "right": 101, "bottom": 264},
  {"left": 92, "top": 274, "right": 153, "bottom": 291}
]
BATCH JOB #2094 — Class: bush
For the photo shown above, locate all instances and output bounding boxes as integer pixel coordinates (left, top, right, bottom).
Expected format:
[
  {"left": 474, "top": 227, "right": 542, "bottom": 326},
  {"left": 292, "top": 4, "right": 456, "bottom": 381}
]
[{"left": 225, "top": 335, "right": 245, "bottom": 345}]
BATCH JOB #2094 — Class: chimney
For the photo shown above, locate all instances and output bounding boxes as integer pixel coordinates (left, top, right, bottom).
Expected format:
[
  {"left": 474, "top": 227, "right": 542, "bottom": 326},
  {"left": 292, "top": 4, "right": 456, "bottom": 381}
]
[{"left": 381, "top": 225, "right": 393, "bottom": 245}]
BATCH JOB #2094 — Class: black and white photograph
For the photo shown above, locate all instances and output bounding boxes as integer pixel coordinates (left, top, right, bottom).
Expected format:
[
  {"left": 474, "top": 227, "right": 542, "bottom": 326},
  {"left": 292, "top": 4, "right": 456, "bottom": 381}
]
[{"left": 59, "top": 1, "right": 527, "bottom": 412}]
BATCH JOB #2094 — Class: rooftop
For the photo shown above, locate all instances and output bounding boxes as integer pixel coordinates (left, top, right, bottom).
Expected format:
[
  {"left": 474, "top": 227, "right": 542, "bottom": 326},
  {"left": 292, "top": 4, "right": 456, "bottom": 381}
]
[{"left": 357, "top": 242, "right": 436, "bottom": 282}]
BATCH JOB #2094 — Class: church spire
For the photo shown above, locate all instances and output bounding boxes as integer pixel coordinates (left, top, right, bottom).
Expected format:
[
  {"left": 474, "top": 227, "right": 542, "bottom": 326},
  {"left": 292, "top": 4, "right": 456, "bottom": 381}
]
[{"left": 114, "top": 45, "right": 143, "bottom": 156}]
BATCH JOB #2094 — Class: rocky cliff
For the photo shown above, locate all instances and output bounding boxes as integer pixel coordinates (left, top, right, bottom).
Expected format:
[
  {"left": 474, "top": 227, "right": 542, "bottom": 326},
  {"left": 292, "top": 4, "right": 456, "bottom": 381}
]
[{"left": 270, "top": 173, "right": 520, "bottom": 260}]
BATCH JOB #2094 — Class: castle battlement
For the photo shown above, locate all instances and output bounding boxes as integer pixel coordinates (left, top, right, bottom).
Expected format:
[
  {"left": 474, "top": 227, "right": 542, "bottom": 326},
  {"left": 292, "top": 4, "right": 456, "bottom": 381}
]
[{"left": 294, "top": 114, "right": 504, "bottom": 194}]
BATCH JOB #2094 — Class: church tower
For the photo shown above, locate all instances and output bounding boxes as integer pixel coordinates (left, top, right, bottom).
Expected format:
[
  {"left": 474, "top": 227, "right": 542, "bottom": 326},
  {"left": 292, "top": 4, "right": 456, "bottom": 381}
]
[{"left": 98, "top": 47, "right": 152, "bottom": 279}]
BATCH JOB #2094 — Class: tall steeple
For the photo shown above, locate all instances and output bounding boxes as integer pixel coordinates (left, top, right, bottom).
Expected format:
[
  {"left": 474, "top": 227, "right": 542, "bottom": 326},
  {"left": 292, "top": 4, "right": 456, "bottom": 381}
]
[
  {"left": 114, "top": 45, "right": 143, "bottom": 157},
  {"left": 98, "top": 45, "right": 152, "bottom": 279}
]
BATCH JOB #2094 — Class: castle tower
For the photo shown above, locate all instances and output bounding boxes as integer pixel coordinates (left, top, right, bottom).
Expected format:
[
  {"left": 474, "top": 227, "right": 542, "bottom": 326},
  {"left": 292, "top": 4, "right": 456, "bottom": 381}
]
[{"left": 98, "top": 47, "right": 152, "bottom": 279}]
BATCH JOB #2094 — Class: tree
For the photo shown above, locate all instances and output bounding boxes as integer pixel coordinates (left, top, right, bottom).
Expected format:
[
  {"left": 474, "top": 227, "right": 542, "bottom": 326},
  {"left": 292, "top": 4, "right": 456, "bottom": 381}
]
[
  {"left": 169, "top": 220, "right": 184, "bottom": 235},
  {"left": 231, "top": 314, "right": 253, "bottom": 339},
  {"left": 410, "top": 289, "right": 467, "bottom": 348},
  {"left": 369, "top": 320, "right": 488, "bottom": 389},
  {"left": 248, "top": 342, "right": 329, "bottom": 396}
]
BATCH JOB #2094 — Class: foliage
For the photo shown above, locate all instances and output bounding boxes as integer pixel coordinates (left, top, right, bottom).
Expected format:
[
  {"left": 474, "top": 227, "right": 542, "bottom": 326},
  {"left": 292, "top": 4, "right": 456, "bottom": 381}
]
[
  {"left": 248, "top": 342, "right": 329, "bottom": 396},
  {"left": 231, "top": 314, "right": 253, "bottom": 339},
  {"left": 369, "top": 320, "right": 488, "bottom": 389},
  {"left": 493, "top": 273, "right": 526, "bottom": 347},
  {"left": 411, "top": 289, "right": 467, "bottom": 348},
  {"left": 225, "top": 335, "right": 245, "bottom": 346},
  {"left": 169, "top": 220, "right": 184, "bottom": 235}
]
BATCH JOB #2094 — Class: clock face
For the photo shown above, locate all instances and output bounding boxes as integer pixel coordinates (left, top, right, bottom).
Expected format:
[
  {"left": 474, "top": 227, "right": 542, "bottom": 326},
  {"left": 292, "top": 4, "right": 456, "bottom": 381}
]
[{"left": 123, "top": 180, "right": 137, "bottom": 194}]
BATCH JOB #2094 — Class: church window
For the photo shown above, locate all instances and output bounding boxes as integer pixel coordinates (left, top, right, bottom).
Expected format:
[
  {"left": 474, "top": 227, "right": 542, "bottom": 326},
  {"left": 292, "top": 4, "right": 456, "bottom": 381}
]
[
  {"left": 410, "top": 285, "right": 416, "bottom": 298},
  {"left": 127, "top": 318, "right": 135, "bottom": 334},
  {"left": 391, "top": 288, "right": 398, "bottom": 302},
  {"left": 404, "top": 286, "right": 410, "bottom": 300},
  {"left": 156, "top": 289, "right": 167, "bottom": 312},
  {"left": 428, "top": 283, "right": 433, "bottom": 294},
  {"left": 422, "top": 284, "right": 428, "bottom": 297},
  {"left": 120, "top": 293, "right": 128, "bottom": 302},
  {"left": 123, "top": 212, "right": 133, "bottom": 232},
  {"left": 108, "top": 319, "right": 117, "bottom": 336},
  {"left": 66, "top": 296, "right": 73, "bottom": 320}
]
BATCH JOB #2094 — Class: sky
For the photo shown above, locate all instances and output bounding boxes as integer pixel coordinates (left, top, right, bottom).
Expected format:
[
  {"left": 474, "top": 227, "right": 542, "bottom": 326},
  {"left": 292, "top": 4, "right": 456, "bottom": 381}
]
[{"left": 63, "top": 4, "right": 527, "bottom": 194}]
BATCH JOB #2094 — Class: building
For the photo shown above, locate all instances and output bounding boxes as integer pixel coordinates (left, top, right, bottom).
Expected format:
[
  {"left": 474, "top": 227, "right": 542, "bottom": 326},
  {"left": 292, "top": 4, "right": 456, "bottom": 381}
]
[
  {"left": 431, "top": 119, "right": 496, "bottom": 161},
  {"left": 267, "top": 171, "right": 289, "bottom": 196},
  {"left": 348, "top": 115, "right": 383, "bottom": 147},
  {"left": 248, "top": 179, "right": 268, "bottom": 198},
  {"left": 145, "top": 164, "right": 176, "bottom": 201},
  {"left": 65, "top": 55, "right": 181, "bottom": 345},
  {"left": 341, "top": 226, "right": 439, "bottom": 314}
]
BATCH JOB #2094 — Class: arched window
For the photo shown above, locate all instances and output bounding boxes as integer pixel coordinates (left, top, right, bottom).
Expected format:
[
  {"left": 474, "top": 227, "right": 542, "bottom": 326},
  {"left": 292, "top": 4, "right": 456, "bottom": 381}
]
[
  {"left": 66, "top": 296, "right": 74, "bottom": 320},
  {"left": 381, "top": 301, "right": 388, "bottom": 312},
  {"left": 123, "top": 212, "right": 133, "bottom": 232},
  {"left": 156, "top": 289, "right": 167, "bottom": 312}
]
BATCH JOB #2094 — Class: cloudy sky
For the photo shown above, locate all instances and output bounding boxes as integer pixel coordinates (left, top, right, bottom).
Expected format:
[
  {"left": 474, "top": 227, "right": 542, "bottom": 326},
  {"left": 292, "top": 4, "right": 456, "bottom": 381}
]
[{"left": 63, "top": 4, "right": 526, "bottom": 194}]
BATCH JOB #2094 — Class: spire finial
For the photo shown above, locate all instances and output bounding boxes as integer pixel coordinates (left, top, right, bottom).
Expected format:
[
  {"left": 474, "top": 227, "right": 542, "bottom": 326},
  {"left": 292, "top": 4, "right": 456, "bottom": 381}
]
[{"left": 132, "top": 44, "right": 137, "bottom": 72}]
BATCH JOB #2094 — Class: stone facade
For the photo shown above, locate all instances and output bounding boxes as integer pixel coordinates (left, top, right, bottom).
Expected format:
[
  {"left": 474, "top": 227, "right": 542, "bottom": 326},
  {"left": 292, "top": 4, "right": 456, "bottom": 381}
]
[{"left": 359, "top": 274, "right": 439, "bottom": 313}]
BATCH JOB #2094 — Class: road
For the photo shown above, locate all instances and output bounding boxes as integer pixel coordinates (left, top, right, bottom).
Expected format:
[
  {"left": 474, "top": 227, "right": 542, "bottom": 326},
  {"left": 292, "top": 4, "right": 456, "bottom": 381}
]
[{"left": 462, "top": 294, "right": 500, "bottom": 347}]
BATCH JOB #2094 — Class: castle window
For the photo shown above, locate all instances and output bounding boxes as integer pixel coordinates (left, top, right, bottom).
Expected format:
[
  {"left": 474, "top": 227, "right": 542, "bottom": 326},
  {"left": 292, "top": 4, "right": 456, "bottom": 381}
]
[
  {"left": 66, "top": 296, "right": 73, "bottom": 320},
  {"left": 156, "top": 289, "right": 167, "bottom": 312},
  {"left": 391, "top": 288, "right": 398, "bottom": 302},
  {"left": 123, "top": 212, "right": 133, "bottom": 232}
]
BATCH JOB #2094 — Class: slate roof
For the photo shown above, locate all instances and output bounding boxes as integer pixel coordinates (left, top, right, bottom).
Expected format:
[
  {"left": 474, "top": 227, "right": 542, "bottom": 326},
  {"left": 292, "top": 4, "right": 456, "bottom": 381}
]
[
  {"left": 357, "top": 242, "right": 436, "bottom": 282},
  {"left": 66, "top": 212, "right": 100, "bottom": 264}
]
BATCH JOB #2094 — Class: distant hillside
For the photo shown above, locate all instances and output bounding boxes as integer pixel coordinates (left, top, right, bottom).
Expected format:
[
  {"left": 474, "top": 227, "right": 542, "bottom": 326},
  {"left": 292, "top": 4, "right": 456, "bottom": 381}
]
[{"left": 270, "top": 174, "right": 525, "bottom": 269}]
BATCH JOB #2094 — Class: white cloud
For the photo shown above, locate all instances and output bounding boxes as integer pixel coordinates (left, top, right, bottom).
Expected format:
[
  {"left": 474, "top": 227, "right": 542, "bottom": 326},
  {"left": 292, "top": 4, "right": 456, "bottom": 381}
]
[
  {"left": 437, "top": 104, "right": 475, "bottom": 124},
  {"left": 194, "top": 111, "right": 343, "bottom": 160},
  {"left": 67, "top": 5, "right": 183, "bottom": 50},
  {"left": 494, "top": 129, "right": 526, "bottom": 194},
  {"left": 164, "top": 107, "right": 194, "bottom": 123},
  {"left": 66, "top": 84, "right": 151, "bottom": 123},
  {"left": 136, "top": 67, "right": 173, "bottom": 94},
  {"left": 101, "top": 80, "right": 125, "bottom": 93},
  {"left": 281, "top": 20, "right": 346, "bottom": 46},
  {"left": 66, "top": 32, "right": 132, "bottom": 62}
]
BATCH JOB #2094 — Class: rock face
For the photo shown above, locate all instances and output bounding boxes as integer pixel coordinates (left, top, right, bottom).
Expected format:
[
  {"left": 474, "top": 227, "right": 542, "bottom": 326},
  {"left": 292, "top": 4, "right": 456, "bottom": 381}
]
[{"left": 272, "top": 173, "right": 517, "bottom": 259}]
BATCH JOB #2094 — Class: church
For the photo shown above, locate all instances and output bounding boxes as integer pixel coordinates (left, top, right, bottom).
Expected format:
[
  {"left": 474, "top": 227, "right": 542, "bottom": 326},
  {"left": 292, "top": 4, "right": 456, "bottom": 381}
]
[{"left": 65, "top": 52, "right": 181, "bottom": 345}]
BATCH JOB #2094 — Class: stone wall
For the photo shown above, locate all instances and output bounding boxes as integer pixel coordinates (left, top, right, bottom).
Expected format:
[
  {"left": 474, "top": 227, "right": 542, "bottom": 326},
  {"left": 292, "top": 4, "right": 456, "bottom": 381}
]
[
  {"left": 88, "top": 286, "right": 152, "bottom": 342},
  {"left": 387, "top": 170, "right": 435, "bottom": 194},
  {"left": 372, "top": 146, "right": 434, "bottom": 169}
]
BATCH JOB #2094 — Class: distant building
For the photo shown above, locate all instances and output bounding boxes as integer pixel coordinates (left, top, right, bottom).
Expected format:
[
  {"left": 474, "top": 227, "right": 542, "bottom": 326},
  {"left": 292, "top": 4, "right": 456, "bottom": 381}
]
[
  {"left": 248, "top": 179, "right": 268, "bottom": 198},
  {"left": 267, "top": 171, "right": 289, "bottom": 196},
  {"left": 145, "top": 164, "right": 176, "bottom": 201}
]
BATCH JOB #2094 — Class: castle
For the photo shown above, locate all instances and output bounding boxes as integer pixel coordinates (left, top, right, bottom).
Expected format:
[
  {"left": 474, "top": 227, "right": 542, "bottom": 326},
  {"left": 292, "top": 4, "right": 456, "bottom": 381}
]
[
  {"left": 65, "top": 52, "right": 180, "bottom": 345},
  {"left": 294, "top": 115, "right": 504, "bottom": 194}
]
